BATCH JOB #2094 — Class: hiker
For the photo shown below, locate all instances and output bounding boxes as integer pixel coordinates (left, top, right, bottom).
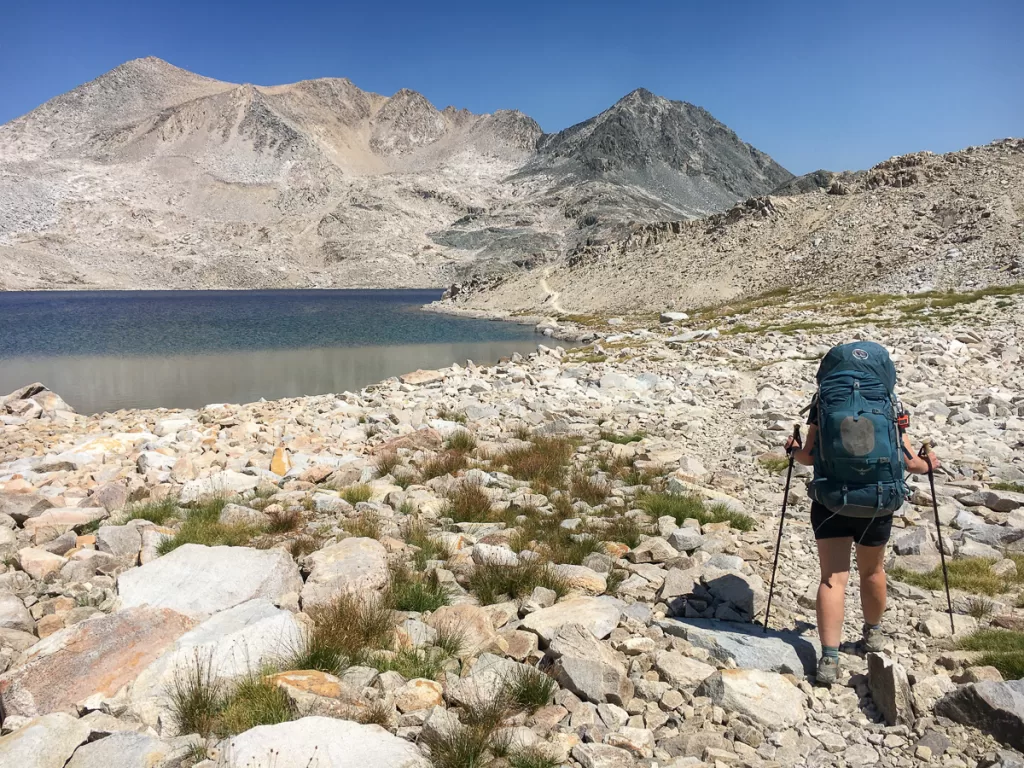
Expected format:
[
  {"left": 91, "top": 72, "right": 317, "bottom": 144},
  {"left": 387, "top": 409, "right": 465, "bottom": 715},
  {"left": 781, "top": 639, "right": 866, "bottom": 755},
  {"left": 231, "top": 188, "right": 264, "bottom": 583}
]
[{"left": 784, "top": 341, "right": 939, "bottom": 685}]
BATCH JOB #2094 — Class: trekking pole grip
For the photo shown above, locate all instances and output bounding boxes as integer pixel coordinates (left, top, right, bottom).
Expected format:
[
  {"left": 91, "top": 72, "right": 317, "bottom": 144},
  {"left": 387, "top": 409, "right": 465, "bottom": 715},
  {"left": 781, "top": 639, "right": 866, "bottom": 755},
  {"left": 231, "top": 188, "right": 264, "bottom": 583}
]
[{"left": 787, "top": 424, "right": 802, "bottom": 455}]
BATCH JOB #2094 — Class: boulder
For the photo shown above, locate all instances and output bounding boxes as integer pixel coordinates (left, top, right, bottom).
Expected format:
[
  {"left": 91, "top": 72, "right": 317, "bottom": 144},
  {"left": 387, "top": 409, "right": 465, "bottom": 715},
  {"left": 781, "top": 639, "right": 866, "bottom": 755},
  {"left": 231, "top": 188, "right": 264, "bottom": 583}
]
[
  {"left": 696, "top": 669, "right": 806, "bottom": 729},
  {"left": 218, "top": 503, "right": 269, "bottom": 527},
  {"left": 657, "top": 618, "right": 818, "bottom": 675},
  {"left": 399, "top": 369, "right": 446, "bottom": 386},
  {"left": 572, "top": 742, "right": 636, "bottom": 768},
  {"left": 65, "top": 731, "right": 197, "bottom": 768},
  {"left": 552, "top": 564, "right": 607, "bottom": 595},
  {"left": 626, "top": 537, "right": 677, "bottom": 564},
  {"left": 958, "top": 489, "right": 1024, "bottom": 513},
  {"left": 301, "top": 537, "right": 389, "bottom": 609},
  {"left": 657, "top": 567, "right": 701, "bottom": 615},
  {"left": 216, "top": 716, "right": 431, "bottom": 767},
  {"left": 936, "top": 680, "right": 1024, "bottom": 751},
  {"left": 912, "top": 674, "right": 956, "bottom": 715},
  {"left": 701, "top": 566, "right": 766, "bottom": 621},
  {"left": 394, "top": 678, "right": 443, "bottom": 712},
  {"left": 0, "top": 493, "right": 54, "bottom": 524},
  {"left": 0, "top": 712, "right": 93, "bottom": 768},
  {"left": 0, "top": 607, "right": 195, "bottom": 718},
  {"left": 519, "top": 596, "right": 624, "bottom": 646},
  {"left": 0, "top": 593, "right": 34, "bottom": 634},
  {"left": 667, "top": 527, "right": 704, "bottom": 553},
  {"left": 16, "top": 548, "right": 66, "bottom": 580},
  {"left": 95, "top": 524, "right": 143, "bottom": 567},
  {"left": 548, "top": 623, "right": 632, "bottom": 705},
  {"left": 445, "top": 653, "right": 531, "bottom": 707},
  {"left": 117, "top": 544, "right": 302, "bottom": 619},
  {"left": 128, "top": 599, "right": 304, "bottom": 731},
  {"left": 892, "top": 526, "right": 937, "bottom": 556},
  {"left": 653, "top": 650, "right": 716, "bottom": 688},
  {"left": 178, "top": 471, "right": 260, "bottom": 503},
  {"left": 868, "top": 652, "right": 914, "bottom": 726},
  {"left": 424, "top": 604, "right": 506, "bottom": 660}
]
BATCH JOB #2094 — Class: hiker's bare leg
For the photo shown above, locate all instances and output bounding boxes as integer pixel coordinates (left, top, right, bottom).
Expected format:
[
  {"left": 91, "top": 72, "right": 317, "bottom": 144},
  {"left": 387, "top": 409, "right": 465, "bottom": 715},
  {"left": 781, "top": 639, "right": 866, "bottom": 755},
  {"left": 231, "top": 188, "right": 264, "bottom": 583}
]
[
  {"left": 855, "top": 543, "right": 887, "bottom": 626},
  {"left": 816, "top": 537, "right": 853, "bottom": 648}
]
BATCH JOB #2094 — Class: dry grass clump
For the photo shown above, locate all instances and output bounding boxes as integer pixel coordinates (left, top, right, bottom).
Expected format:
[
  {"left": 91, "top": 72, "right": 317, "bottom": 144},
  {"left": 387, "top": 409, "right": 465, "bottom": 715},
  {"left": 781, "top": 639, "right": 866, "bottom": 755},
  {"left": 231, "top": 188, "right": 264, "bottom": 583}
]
[
  {"left": 494, "top": 437, "right": 573, "bottom": 488},
  {"left": 157, "top": 497, "right": 260, "bottom": 554},
  {"left": 339, "top": 484, "right": 373, "bottom": 504},
  {"left": 420, "top": 451, "right": 469, "bottom": 481},
  {"left": 344, "top": 510, "right": 382, "bottom": 539},
  {"left": 570, "top": 471, "right": 611, "bottom": 506},
  {"left": 469, "top": 560, "right": 570, "bottom": 605},
  {"left": 443, "top": 482, "right": 494, "bottom": 523},
  {"left": 638, "top": 492, "right": 755, "bottom": 532}
]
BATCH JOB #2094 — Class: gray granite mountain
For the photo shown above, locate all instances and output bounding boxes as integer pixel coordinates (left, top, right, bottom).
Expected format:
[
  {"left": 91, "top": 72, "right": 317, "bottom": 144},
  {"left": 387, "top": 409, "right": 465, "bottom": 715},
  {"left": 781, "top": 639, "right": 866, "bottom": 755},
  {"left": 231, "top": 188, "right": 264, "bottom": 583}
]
[{"left": 0, "top": 58, "right": 790, "bottom": 290}]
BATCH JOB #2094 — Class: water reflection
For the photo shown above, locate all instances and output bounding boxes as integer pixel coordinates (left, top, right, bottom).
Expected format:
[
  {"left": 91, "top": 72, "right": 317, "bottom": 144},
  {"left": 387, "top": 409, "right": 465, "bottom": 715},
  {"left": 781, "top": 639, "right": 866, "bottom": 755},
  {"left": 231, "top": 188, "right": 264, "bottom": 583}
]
[{"left": 0, "top": 339, "right": 548, "bottom": 414}]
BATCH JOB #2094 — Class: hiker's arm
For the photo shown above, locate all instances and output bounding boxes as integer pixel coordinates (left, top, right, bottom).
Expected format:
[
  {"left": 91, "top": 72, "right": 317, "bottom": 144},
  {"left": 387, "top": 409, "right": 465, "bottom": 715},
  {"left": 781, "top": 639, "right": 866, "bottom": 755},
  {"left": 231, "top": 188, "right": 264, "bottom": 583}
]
[
  {"left": 903, "top": 433, "right": 940, "bottom": 473},
  {"left": 786, "top": 425, "right": 817, "bottom": 466}
]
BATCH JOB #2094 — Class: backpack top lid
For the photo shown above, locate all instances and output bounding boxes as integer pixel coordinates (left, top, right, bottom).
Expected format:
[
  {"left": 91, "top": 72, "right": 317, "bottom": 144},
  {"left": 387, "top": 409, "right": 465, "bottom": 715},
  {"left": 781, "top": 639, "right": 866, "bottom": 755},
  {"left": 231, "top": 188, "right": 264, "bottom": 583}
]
[{"left": 815, "top": 341, "right": 897, "bottom": 392}]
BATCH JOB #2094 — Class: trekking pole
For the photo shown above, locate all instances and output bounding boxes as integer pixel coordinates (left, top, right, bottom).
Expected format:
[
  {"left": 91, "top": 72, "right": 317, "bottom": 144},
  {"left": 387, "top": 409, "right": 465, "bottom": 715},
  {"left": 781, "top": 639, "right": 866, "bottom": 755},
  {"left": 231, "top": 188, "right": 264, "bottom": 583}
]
[
  {"left": 920, "top": 440, "right": 955, "bottom": 634},
  {"left": 764, "top": 424, "right": 801, "bottom": 633}
]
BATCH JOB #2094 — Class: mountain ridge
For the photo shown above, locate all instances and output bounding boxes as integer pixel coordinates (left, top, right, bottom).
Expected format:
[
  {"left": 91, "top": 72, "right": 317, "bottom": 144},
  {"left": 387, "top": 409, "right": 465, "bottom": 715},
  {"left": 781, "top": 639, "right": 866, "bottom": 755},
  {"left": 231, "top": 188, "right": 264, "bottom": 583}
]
[{"left": 0, "top": 57, "right": 790, "bottom": 290}]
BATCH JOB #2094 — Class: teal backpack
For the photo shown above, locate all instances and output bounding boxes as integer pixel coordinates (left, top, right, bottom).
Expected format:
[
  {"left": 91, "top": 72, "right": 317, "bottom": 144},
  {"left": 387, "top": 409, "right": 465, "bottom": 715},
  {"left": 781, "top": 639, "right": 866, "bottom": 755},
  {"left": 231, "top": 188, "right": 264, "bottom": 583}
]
[{"left": 809, "top": 341, "right": 909, "bottom": 517}]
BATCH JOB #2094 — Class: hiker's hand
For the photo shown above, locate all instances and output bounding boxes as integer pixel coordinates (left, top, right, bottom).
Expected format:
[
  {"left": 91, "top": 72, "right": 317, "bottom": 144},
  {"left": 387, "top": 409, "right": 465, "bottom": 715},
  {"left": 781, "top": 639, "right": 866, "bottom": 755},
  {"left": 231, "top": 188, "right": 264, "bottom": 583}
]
[
  {"left": 923, "top": 451, "right": 940, "bottom": 471},
  {"left": 785, "top": 436, "right": 797, "bottom": 452}
]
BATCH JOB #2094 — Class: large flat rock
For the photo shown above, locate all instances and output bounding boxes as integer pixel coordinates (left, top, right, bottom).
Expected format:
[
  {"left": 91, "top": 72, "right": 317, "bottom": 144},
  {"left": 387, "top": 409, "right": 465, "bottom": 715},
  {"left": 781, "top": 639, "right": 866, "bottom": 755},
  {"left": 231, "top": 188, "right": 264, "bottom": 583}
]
[
  {"left": 519, "top": 596, "right": 624, "bottom": 645},
  {"left": 66, "top": 732, "right": 198, "bottom": 768},
  {"left": 117, "top": 544, "right": 302, "bottom": 619},
  {"left": 128, "top": 599, "right": 303, "bottom": 732},
  {"left": 300, "top": 537, "right": 389, "bottom": 609},
  {"left": 218, "top": 716, "right": 431, "bottom": 767},
  {"left": 696, "top": 669, "right": 806, "bottom": 729},
  {"left": 0, "top": 712, "right": 93, "bottom": 768},
  {"left": 0, "top": 607, "right": 195, "bottom": 718},
  {"left": 657, "top": 618, "right": 819, "bottom": 675},
  {"left": 179, "top": 470, "right": 260, "bottom": 503}
]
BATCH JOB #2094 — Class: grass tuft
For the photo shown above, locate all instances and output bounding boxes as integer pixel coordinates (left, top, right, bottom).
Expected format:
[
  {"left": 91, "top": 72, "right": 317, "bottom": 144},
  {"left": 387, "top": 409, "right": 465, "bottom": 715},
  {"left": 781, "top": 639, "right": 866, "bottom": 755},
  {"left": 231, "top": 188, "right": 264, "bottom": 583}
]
[
  {"left": 758, "top": 454, "right": 791, "bottom": 474},
  {"left": 375, "top": 451, "right": 400, "bottom": 478},
  {"left": 446, "top": 430, "right": 478, "bottom": 454},
  {"left": 469, "top": 560, "right": 569, "bottom": 605},
  {"left": 157, "top": 497, "right": 259, "bottom": 555},
  {"left": 495, "top": 437, "right": 573, "bottom": 488},
  {"left": 404, "top": 518, "right": 451, "bottom": 569},
  {"left": 121, "top": 496, "right": 180, "bottom": 526},
  {"left": 344, "top": 510, "right": 382, "bottom": 540},
  {"left": 340, "top": 484, "right": 373, "bottom": 505},
  {"left": 214, "top": 675, "right": 294, "bottom": 737},
  {"left": 602, "top": 514, "right": 653, "bottom": 548},
  {"left": 168, "top": 652, "right": 223, "bottom": 738},
  {"left": 599, "top": 430, "right": 646, "bottom": 445},
  {"left": 890, "top": 557, "right": 1007, "bottom": 596},
  {"left": 508, "top": 748, "right": 559, "bottom": 768},
  {"left": 387, "top": 565, "right": 451, "bottom": 613},
  {"left": 437, "top": 406, "right": 468, "bottom": 424},
  {"left": 639, "top": 492, "right": 755, "bottom": 531},
  {"left": 420, "top": 451, "right": 469, "bottom": 481},
  {"left": 443, "top": 482, "right": 494, "bottom": 523},
  {"left": 958, "top": 629, "right": 1024, "bottom": 679},
  {"left": 504, "top": 666, "right": 556, "bottom": 713},
  {"left": 570, "top": 472, "right": 611, "bottom": 506},
  {"left": 265, "top": 507, "right": 302, "bottom": 534},
  {"left": 992, "top": 482, "right": 1024, "bottom": 493}
]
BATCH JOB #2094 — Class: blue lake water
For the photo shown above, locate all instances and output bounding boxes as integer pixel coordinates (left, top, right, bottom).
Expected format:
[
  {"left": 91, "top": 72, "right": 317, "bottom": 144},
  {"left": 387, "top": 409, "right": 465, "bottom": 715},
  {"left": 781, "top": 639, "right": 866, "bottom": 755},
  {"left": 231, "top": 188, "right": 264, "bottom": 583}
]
[{"left": 0, "top": 290, "right": 543, "bottom": 414}]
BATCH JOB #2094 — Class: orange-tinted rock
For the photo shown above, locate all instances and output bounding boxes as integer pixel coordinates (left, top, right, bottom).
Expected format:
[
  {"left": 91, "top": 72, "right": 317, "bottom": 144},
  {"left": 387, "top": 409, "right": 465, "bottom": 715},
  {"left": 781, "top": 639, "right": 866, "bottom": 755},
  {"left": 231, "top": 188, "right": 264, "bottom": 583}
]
[
  {"left": 0, "top": 606, "right": 196, "bottom": 717},
  {"left": 271, "top": 446, "right": 291, "bottom": 476}
]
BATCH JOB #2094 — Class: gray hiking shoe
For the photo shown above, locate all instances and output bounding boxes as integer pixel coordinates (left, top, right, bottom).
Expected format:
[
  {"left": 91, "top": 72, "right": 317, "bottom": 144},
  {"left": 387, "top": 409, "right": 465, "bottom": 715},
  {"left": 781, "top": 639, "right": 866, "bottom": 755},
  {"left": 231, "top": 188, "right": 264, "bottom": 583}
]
[
  {"left": 816, "top": 655, "right": 839, "bottom": 685},
  {"left": 862, "top": 623, "right": 885, "bottom": 653}
]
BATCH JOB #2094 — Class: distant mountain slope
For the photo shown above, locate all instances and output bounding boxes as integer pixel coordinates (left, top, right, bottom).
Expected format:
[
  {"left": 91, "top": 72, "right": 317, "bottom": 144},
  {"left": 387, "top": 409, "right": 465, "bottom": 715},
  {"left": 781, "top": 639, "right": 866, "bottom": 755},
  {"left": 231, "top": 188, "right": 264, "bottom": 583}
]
[
  {"left": 440, "top": 139, "right": 1024, "bottom": 315},
  {"left": 0, "top": 58, "right": 789, "bottom": 291}
]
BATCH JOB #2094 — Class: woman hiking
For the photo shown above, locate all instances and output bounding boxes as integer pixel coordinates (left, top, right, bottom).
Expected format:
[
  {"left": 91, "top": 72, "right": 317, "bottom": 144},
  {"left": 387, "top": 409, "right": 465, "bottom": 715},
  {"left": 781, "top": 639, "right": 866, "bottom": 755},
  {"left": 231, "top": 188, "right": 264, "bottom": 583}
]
[{"left": 785, "top": 341, "right": 939, "bottom": 685}]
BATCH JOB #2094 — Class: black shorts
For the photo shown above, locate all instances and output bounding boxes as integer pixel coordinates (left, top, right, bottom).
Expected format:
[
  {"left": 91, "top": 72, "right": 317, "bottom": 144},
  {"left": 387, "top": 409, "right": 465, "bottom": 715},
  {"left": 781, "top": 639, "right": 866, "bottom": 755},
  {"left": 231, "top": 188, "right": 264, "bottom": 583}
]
[{"left": 810, "top": 502, "right": 893, "bottom": 547}]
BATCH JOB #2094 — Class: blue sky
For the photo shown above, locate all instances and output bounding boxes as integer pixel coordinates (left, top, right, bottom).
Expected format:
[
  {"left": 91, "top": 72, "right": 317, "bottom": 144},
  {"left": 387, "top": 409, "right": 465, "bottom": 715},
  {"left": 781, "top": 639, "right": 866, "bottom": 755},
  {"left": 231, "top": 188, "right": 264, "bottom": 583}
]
[{"left": 2, "top": 0, "right": 1020, "bottom": 174}]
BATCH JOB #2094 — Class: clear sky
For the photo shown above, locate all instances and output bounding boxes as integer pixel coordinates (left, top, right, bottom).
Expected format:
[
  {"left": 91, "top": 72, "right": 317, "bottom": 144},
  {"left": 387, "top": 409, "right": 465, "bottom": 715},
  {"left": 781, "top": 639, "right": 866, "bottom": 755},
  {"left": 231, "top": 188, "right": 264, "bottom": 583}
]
[{"left": 2, "top": 0, "right": 1021, "bottom": 174}]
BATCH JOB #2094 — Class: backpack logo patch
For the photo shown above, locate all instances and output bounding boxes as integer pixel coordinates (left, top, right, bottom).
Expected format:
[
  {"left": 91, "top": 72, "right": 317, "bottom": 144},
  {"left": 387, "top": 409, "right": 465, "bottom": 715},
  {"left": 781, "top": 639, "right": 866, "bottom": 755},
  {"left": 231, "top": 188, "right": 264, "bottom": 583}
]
[{"left": 852, "top": 348, "right": 869, "bottom": 360}]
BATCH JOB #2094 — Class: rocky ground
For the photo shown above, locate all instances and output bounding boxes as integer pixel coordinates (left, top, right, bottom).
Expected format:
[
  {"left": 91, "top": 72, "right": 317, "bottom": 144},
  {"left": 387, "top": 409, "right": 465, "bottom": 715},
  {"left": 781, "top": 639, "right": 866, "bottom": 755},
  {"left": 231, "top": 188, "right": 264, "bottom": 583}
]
[{"left": 2, "top": 290, "right": 1024, "bottom": 767}]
